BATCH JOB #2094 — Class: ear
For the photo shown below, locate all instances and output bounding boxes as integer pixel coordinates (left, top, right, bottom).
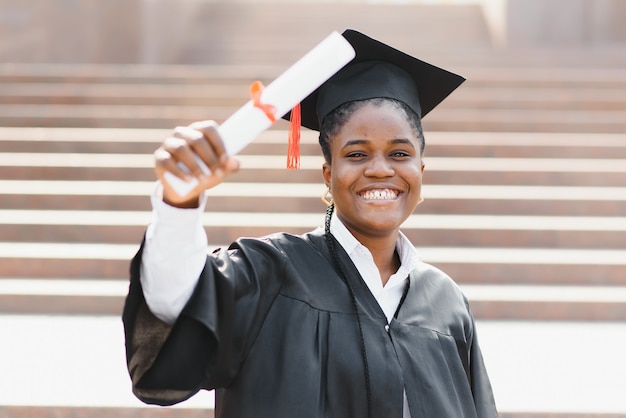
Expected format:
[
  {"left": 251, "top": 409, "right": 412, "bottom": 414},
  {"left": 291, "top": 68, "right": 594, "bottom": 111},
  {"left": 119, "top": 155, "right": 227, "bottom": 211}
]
[{"left": 322, "top": 162, "right": 331, "bottom": 188}]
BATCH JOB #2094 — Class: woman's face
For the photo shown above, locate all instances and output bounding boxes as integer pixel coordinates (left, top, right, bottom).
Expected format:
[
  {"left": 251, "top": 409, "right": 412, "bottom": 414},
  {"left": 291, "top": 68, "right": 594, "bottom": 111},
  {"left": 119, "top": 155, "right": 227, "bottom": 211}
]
[{"left": 322, "top": 101, "right": 425, "bottom": 240}]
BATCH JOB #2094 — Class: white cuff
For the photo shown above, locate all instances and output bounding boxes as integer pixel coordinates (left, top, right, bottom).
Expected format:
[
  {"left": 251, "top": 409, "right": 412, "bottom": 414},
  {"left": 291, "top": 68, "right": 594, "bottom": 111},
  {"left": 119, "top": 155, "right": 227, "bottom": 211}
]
[{"left": 140, "top": 182, "right": 209, "bottom": 324}]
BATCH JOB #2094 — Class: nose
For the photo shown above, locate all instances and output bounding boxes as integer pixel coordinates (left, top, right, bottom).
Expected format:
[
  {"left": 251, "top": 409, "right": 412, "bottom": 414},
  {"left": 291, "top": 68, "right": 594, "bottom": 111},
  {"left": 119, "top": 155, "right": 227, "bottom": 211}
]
[{"left": 364, "top": 155, "right": 394, "bottom": 177}]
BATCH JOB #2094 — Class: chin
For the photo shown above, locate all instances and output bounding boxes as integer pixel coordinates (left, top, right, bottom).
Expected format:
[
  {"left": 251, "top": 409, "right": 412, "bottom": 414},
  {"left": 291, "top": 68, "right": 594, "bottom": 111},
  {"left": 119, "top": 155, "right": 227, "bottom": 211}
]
[{"left": 362, "top": 216, "right": 405, "bottom": 232}]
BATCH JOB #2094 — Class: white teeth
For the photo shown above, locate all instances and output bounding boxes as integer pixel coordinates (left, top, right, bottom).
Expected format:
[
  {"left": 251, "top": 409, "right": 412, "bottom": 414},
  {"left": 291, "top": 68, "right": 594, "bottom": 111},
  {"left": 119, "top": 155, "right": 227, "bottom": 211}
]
[{"left": 361, "top": 189, "right": 398, "bottom": 200}]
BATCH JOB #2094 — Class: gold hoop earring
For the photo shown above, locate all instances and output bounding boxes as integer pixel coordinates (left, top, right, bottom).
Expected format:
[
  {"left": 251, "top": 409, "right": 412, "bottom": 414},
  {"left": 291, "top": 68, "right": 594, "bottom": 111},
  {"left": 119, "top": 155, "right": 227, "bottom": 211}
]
[{"left": 321, "top": 187, "right": 333, "bottom": 206}]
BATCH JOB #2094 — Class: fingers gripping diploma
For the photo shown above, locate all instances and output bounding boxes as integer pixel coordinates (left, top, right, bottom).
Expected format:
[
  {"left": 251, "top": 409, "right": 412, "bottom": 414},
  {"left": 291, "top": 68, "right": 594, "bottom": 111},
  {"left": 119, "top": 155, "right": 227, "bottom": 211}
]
[{"left": 155, "top": 120, "right": 240, "bottom": 207}]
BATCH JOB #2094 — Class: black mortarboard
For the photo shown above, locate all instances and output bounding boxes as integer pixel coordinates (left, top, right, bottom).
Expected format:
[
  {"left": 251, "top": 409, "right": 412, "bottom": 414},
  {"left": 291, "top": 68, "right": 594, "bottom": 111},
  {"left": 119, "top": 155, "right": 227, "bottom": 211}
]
[{"left": 283, "top": 29, "right": 465, "bottom": 132}]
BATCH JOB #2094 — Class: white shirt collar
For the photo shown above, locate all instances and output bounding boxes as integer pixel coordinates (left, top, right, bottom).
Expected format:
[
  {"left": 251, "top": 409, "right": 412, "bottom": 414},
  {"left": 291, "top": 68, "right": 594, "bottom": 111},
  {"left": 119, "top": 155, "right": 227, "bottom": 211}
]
[{"left": 329, "top": 211, "right": 421, "bottom": 290}]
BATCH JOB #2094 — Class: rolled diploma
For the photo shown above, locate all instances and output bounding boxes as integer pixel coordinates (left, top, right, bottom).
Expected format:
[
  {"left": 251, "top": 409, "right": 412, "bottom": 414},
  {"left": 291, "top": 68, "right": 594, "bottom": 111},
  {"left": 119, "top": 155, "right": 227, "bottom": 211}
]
[{"left": 164, "top": 31, "right": 356, "bottom": 197}]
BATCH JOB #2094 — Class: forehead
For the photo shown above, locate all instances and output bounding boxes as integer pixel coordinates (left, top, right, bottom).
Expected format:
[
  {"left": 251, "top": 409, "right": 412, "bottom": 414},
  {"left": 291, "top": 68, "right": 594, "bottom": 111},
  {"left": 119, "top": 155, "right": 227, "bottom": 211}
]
[
  {"left": 325, "top": 100, "right": 424, "bottom": 157},
  {"left": 336, "top": 101, "right": 416, "bottom": 135}
]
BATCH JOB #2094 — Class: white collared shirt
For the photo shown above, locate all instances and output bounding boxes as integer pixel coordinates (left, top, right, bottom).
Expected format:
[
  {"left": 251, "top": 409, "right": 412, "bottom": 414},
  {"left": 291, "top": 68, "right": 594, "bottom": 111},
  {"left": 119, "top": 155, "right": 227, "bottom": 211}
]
[{"left": 328, "top": 210, "right": 420, "bottom": 322}]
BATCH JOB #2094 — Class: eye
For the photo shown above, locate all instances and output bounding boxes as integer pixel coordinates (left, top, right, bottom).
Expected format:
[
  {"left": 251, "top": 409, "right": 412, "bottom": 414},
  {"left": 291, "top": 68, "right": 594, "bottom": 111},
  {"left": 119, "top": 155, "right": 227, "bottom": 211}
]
[
  {"left": 346, "top": 151, "right": 367, "bottom": 159},
  {"left": 390, "top": 150, "right": 411, "bottom": 158}
]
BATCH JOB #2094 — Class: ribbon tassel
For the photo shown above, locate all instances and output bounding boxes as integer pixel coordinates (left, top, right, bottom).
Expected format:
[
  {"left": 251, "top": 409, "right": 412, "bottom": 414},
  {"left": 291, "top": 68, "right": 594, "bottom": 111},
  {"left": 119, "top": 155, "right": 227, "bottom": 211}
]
[{"left": 287, "top": 103, "right": 301, "bottom": 169}]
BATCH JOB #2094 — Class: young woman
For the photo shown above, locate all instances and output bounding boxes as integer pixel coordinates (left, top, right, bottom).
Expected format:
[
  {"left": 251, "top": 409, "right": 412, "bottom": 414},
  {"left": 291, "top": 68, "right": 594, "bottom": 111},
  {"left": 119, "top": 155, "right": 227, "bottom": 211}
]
[{"left": 123, "top": 30, "right": 498, "bottom": 418}]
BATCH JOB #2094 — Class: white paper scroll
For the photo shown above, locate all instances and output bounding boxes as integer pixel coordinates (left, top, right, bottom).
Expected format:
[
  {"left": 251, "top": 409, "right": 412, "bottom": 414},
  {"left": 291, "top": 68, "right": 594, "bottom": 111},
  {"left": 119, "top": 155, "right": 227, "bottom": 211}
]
[{"left": 165, "top": 31, "right": 356, "bottom": 197}]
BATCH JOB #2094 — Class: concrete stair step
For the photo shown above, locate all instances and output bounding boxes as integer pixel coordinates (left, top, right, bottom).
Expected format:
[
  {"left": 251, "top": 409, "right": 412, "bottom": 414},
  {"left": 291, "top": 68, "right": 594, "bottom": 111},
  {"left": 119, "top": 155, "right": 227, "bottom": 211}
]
[
  {"left": 2, "top": 278, "right": 626, "bottom": 321},
  {"left": 3, "top": 152, "right": 626, "bottom": 186},
  {"left": 424, "top": 108, "right": 626, "bottom": 134},
  {"left": 436, "top": 261, "right": 626, "bottom": 286},
  {"left": 0, "top": 127, "right": 166, "bottom": 153},
  {"left": 465, "top": 285, "right": 626, "bottom": 321},
  {"left": 0, "top": 406, "right": 211, "bottom": 418},
  {"left": 1, "top": 209, "right": 625, "bottom": 248},
  {"left": 3, "top": 82, "right": 625, "bottom": 112},
  {"left": 0, "top": 82, "right": 250, "bottom": 107},
  {"left": 462, "top": 67, "right": 626, "bottom": 88},
  {"left": 445, "top": 86, "right": 626, "bottom": 111},
  {"left": 422, "top": 132, "right": 626, "bottom": 159},
  {"left": 200, "top": 3, "right": 488, "bottom": 35},
  {"left": 0, "top": 407, "right": 623, "bottom": 418},
  {"left": 1, "top": 243, "right": 624, "bottom": 286},
  {"left": 3, "top": 191, "right": 624, "bottom": 216},
  {"left": 1, "top": 103, "right": 625, "bottom": 132},
  {"left": 0, "top": 103, "right": 237, "bottom": 129},
  {"left": 4, "top": 223, "right": 624, "bottom": 249},
  {"left": 2, "top": 64, "right": 626, "bottom": 87},
  {"left": 2, "top": 128, "right": 625, "bottom": 159},
  {"left": 0, "top": 63, "right": 281, "bottom": 84},
  {"left": 4, "top": 164, "right": 626, "bottom": 188},
  {"left": 2, "top": 180, "right": 625, "bottom": 215}
]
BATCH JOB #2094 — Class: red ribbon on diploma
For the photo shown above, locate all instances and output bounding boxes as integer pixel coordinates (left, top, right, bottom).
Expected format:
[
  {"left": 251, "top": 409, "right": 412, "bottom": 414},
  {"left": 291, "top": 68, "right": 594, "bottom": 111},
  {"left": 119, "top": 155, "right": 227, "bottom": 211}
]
[
  {"left": 249, "top": 80, "right": 300, "bottom": 169},
  {"left": 250, "top": 81, "right": 277, "bottom": 123}
]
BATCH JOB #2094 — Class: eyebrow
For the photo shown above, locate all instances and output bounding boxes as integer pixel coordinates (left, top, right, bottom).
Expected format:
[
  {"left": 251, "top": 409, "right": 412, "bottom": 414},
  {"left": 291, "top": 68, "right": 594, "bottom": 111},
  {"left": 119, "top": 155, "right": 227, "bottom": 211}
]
[{"left": 341, "top": 138, "right": 416, "bottom": 149}]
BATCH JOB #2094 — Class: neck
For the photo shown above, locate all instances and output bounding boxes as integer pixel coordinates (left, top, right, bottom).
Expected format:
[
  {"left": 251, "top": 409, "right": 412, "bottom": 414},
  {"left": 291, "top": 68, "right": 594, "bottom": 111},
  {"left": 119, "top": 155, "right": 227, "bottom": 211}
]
[
  {"left": 326, "top": 206, "right": 401, "bottom": 286},
  {"left": 353, "top": 230, "right": 400, "bottom": 287},
  {"left": 364, "top": 236, "right": 400, "bottom": 286}
]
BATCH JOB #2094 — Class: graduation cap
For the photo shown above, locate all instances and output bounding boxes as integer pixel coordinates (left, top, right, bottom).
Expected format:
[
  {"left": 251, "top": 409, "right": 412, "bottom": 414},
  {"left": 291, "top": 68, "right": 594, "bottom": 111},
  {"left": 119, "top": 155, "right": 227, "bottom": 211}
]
[
  {"left": 291, "top": 29, "right": 465, "bottom": 128},
  {"left": 282, "top": 29, "right": 465, "bottom": 167}
]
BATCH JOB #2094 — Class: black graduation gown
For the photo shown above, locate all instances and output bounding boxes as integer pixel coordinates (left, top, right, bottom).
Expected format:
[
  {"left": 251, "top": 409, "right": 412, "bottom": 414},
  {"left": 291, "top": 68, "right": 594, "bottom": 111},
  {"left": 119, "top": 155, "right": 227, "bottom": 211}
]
[{"left": 123, "top": 228, "right": 498, "bottom": 418}]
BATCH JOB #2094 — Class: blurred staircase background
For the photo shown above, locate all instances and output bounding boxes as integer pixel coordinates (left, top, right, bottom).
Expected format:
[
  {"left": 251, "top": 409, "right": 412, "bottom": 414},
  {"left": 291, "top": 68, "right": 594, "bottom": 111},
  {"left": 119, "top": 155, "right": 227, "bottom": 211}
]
[{"left": 1, "top": 1, "right": 625, "bottom": 417}]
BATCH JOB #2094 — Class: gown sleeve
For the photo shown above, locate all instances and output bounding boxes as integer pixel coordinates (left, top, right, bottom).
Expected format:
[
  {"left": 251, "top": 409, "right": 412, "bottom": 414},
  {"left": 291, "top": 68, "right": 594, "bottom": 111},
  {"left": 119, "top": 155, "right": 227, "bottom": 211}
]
[{"left": 122, "top": 235, "right": 288, "bottom": 406}]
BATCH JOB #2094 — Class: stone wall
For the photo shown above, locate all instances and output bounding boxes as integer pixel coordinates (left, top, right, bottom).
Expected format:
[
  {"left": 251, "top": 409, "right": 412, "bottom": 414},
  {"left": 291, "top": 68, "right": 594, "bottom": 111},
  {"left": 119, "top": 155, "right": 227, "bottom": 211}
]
[
  {"left": 0, "top": 0, "right": 140, "bottom": 63},
  {"left": 1, "top": 0, "right": 625, "bottom": 64},
  {"left": 504, "top": 0, "right": 626, "bottom": 47}
]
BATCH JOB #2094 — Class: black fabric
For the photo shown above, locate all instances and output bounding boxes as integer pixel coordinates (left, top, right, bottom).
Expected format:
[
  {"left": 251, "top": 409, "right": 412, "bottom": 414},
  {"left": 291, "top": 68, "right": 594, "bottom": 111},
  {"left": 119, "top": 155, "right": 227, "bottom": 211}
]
[
  {"left": 316, "top": 61, "right": 423, "bottom": 125},
  {"left": 282, "top": 29, "right": 466, "bottom": 131},
  {"left": 123, "top": 229, "right": 498, "bottom": 417}
]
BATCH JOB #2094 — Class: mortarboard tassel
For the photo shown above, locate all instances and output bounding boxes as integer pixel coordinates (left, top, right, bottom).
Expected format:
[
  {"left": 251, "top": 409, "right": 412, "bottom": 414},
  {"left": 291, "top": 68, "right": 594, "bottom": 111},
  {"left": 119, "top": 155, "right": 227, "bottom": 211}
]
[{"left": 287, "top": 103, "right": 301, "bottom": 169}]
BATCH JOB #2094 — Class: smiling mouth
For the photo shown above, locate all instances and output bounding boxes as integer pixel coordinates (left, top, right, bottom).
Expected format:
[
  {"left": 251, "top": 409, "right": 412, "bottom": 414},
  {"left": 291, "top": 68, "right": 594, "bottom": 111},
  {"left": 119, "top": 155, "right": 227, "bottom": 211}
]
[{"left": 359, "top": 188, "right": 400, "bottom": 200}]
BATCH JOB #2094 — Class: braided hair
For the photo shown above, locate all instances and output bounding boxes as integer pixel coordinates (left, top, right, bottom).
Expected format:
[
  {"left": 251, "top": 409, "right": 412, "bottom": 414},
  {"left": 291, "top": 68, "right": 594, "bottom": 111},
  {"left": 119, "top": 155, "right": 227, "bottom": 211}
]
[{"left": 324, "top": 204, "right": 372, "bottom": 418}]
